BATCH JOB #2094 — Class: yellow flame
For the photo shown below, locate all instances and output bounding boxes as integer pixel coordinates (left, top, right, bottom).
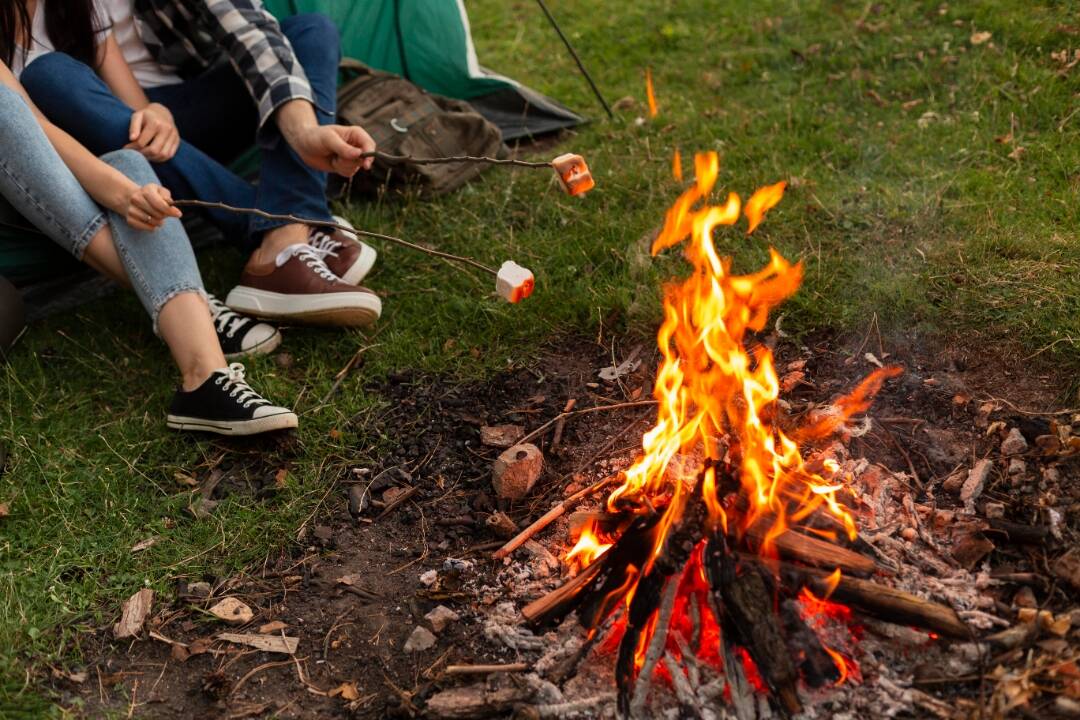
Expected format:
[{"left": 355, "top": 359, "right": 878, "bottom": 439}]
[{"left": 646, "top": 68, "right": 658, "bottom": 118}]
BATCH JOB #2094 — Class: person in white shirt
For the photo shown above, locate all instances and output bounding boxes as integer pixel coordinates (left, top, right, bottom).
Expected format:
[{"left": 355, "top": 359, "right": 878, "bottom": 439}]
[{"left": 17, "top": 0, "right": 386, "bottom": 327}]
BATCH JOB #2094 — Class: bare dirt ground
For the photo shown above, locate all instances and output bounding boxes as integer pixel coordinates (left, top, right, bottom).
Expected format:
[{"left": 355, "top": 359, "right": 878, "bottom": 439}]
[{"left": 50, "top": 332, "right": 1079, "bottom": 719}]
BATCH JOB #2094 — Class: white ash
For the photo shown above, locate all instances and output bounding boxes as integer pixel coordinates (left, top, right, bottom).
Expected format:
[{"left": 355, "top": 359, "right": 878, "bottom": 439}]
[{"left": 483, "top": 602, "right": 544, "bottom": 651}]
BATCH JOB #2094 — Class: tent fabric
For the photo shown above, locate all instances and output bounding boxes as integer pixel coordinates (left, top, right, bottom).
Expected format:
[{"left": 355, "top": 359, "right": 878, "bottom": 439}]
[{"left": 264, "top": 0, "right": 584, "bottom": 141}]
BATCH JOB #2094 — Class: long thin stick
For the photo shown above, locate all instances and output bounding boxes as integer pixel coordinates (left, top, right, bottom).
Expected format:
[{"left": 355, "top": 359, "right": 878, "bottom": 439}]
[
  {"left": 171, "top": 200, "right": 497, "bottom": 276},
  {"left": 534, "top": 0, "right": 614, "bottom": 120},
  {"left": 516, "top": 399, "right": 658, "bottom": 447},
  {"left": 492, "top": 474, "right": 617, "bottom": 560},
  {"left": 361, "top": 151, "right": 551, "bottom": 169}
]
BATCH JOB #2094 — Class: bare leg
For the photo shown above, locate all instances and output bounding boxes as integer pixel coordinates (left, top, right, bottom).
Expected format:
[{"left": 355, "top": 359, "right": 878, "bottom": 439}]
[
  {"left": 81, "top": 225, "right": 130, "bottom": 287},
  {"left": 157, "top": 292, "right": 227, "bottom": 391}
]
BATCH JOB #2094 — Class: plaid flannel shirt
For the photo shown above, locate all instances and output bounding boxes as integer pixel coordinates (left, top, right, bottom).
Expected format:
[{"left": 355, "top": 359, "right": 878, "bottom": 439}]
[{"left": 132, "top": 0, "right": 315, "bottom": 140}]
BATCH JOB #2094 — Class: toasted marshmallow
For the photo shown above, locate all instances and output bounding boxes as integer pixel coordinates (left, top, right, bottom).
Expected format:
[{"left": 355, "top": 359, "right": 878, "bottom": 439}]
[
  {"left": 496, "top": 261, "right": 535, "bottom": 303},
  {"left": 551, "top": 153, "right": 595, "bottom": 196}
]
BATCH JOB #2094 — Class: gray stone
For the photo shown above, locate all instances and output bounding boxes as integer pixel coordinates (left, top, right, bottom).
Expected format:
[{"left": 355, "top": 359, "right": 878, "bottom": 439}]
[
  {"left": 961, "top": 459, "right": 994, "bottom": 512},
  {"left": 403, "top": 625, "right": 437, "bottom": 652},
  {"left": 492, "top": 443, "right": 544, "bottom": 500},
  {"left": 1000, "top": 428, "right": 1028, "bottom": 456},
  {"left": 425, "top": 605, "right": 461, "bottom": 633}
]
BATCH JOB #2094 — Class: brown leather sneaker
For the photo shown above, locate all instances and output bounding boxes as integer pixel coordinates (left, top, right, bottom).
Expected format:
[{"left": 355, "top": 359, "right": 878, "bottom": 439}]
[
  {"left": 309, "top": 215, "right": 377, "bottom": 285},
  {"left": 225, "top": 244, "right": 382, "bottom": 327}
]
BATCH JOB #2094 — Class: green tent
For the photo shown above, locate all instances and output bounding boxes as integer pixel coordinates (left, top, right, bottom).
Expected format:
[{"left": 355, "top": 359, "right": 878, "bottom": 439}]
[
  {"left": 2, "top": 0, "right": 584, "bottom": 288},
  {"left": 263, "top": 0, "right": 583, "bottom": 140}
]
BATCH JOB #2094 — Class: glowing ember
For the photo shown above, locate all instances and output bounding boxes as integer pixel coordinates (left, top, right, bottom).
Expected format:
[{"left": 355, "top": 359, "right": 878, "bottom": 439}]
[{"left": 561, "top": 151, "right": 899, "bottom": 707}]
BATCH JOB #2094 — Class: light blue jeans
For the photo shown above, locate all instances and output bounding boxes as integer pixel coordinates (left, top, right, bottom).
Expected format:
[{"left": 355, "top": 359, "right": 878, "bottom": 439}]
[{"left": 0, "top": 85, "right": 204, "bottom": 331}]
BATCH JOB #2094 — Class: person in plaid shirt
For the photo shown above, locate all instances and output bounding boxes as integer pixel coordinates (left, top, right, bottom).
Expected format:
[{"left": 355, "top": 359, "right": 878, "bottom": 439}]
[{"left": 21, "top": 0, "right": 383, "bottom": 327}]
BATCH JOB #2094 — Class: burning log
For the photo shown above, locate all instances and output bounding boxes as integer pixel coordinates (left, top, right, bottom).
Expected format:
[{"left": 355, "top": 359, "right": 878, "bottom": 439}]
[
  {"left": 785, "top": 565, "right": 973, "bottom": 640},
  {"left": 745, "top": 524, "right": 878, "bottom": 577},
  {"left": 707, "top": 533, "right": 802, "bottom": 716}
]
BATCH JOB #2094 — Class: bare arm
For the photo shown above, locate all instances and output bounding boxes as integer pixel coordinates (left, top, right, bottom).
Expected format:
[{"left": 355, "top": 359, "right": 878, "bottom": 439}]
[
  {"left": 95, "top": 33, "right": 180, "bottom": 162},
  {"left": 0, "top": 60, "right": 179, "bottom": 229}
]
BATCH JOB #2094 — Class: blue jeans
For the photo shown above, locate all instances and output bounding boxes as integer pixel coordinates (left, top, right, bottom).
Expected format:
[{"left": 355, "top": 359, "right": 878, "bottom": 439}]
[
  {"left": 0, "top": 85, "right": 204, "bottom": 332},
  {"left": 21, "top": 13, "right": 342, "bottom": 250}
]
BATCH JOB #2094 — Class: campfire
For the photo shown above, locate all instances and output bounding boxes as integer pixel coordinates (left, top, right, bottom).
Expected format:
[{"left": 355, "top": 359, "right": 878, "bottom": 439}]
[{"left": 518, "top": 152, "right": 965, "bottom": 716}]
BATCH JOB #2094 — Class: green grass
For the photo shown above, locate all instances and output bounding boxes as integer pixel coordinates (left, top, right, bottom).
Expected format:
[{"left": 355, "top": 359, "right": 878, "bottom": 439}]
[{"left": 2, "top": 0, "right": 1078, "bottom": 714}]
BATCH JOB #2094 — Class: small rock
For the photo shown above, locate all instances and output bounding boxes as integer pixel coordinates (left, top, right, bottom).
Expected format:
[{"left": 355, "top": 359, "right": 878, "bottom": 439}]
[
  {"left": 1051, "top": 553, "right": 1080, "bottom": 593},
  {"left": 1013, "top": 586, "right": 1037, "bottom": 609},
  {"left": 419, "top": 569, "right": 438, "bottom": 587},
  {"left": 312, "top": 525, "right": 334, "bottom": 547},
  {"left": 1000, "top": 428, "right": 1028, "bottom": 456},
  {"left": 480, "top": 425, "right": 525, "bottom": 448},
  {"left": 403, "top": 626, "right": 437, "bottom": 652},
  {"left": 961, "top": 459, "right": 994, "bottom": 511},
  {"left": 485, "top": 511, "right": 518, "bottom": 538},
  {"left": 492, "top": 444, "right": 544, "bottom": 500},
  {"left": 347, "top": 485, "right": 370, "bottom": 518},
  {"left": 382, "top": 487, "right": 409, "bottom": 505},
  {"left": 984, "top": 502, "right": 1005, "bottom": 519},
  {"left": 183, "top": 581, "right": 211, "bottom": 599},
  {"left": 208, "top": 597, "right": 254, "bottom": 625},
  {"left": 274, "top": 352, "right": 294, "bottom": 369},
  {"left": 1007, "top": 457, "right": 1026, "bottom": 477},
  {"left": 442, "top": 558, "right": 474, "bottom": 574},
  {"left": 900, "top": 527, "right": 918, "bottom": 542},
  {"left": 942, "top": 470, "right": 967, "bottom": 494},
  {"left": 425, "top": 605, "right": 461, "bottom": 633}
]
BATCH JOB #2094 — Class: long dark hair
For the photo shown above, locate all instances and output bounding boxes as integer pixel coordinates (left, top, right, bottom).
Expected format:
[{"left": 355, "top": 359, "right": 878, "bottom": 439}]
[{"left": 1, "top": 0, "right": 103, "bottom": 70}]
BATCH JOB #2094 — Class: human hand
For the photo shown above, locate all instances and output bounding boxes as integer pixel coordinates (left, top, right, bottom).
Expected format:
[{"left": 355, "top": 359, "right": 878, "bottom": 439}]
[
  {"left": 289, "top": 124, "right": 376, "bottom": 177},
  {"left": 126, "top": 103, "right": 180, "bottom": 163},
  {"left": 124, "top": 183, "right": 181, "bottom": 231}
]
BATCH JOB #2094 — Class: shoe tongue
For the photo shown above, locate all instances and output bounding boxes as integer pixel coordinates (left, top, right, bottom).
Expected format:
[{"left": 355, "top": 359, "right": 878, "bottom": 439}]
[{"left": 275, "top": 243, "right": 311, "bottom": 268}]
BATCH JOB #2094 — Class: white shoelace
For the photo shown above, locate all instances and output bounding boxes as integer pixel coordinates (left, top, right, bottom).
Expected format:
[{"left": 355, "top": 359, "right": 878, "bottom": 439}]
[
  {"left": 207, "top": 295, "right": 247, "bottom": 339},
  {"left": 275, "top": 243, "right": 342, "bottom": 284},
  {"left": 309, "top": 228, "right": 343, "bottom": 260},
  {"left": 214, "top": 363, "right": 269, "bottom": 409}
]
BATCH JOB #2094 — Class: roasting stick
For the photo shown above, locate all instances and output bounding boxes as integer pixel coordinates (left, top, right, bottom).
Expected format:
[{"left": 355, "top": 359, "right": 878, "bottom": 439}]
[
  {"left": 359, "top": 151, "right": 551, "bottom": 169},
  {"left": 170, "top": 199, "right": 499, "bottom": 276}
]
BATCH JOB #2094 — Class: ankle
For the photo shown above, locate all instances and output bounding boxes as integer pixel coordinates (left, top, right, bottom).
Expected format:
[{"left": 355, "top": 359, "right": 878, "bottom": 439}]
[
  {"left": 257, "top": 224, "right": 310, "bottom": 264},
  {"left": 181, "top": 362, "right": 223, "bottom": 392}
]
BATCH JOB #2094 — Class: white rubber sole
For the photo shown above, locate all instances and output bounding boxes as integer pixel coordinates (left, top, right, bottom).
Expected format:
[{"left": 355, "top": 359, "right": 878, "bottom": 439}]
[
  {"left": 225, "top": 287, "right": 382, "bottom": 327},
  {"left": 167, "top": 410, "right": 298, "bottom": 436},
  {"left": 339, "top": 242, "right": 378, "bottom": 285},
  {"left": 223, "top": 328, "right": 283, "bottom": 361}
]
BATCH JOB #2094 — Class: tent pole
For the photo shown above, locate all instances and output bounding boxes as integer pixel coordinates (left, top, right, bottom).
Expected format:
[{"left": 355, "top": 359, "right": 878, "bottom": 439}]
[{"left": 534, "top": 0, "right": 614, "bottom": 120}]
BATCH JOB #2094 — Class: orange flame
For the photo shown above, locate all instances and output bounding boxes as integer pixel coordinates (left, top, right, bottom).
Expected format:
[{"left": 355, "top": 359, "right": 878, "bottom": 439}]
[
  {"left": 672, "top": 150, "right": 683, "bottom": 182},
  {"left": 566, "top": 518, "right": 613, "bottom": 572},
  {"left": 646, "top": 68, "right": 658, "bottom": 118},
  {"left": 744, "top": 180, "right": 788, "bottom": 234},
  {"left": 567, "top": 151, "right": 893, "bottom": 693}
]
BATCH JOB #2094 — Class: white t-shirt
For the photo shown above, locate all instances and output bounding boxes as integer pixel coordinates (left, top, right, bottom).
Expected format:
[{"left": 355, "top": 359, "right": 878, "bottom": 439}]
[
  {"left": 11, "top": 0, "right": 182, "bottom": 90},
  {"left": 11, "top": 0, "right": 109, "bottom": 78},
  {"left": 101, "top": 0, "right": 181, "bottom": 89}
]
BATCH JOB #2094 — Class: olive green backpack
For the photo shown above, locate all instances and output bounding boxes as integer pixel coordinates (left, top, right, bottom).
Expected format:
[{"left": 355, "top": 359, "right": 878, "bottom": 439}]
[{"left": 335, "top": 58, "right": 507, "bottom": 197}]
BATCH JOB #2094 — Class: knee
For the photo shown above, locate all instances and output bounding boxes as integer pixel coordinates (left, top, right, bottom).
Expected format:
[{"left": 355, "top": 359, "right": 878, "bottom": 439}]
[
  {"left": 20, "top": 52, "right": 94, "bottom": 100},
  {"left": 282, "top": 13, "right": 340, "bottom": 66},
  {"left": 0, "top": 86, "right": 35, "bottom": 132},
  {"left": 101, "top": 149, "right": 158, "bottom": 186}
]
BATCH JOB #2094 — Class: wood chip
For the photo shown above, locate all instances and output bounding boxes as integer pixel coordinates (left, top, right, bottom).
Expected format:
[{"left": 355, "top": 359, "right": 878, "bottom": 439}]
[
  {"left": 208, "top": 597, "right": 254, "bottom": 625},
  {"left": 217, "top": 632, "right": 298, "bottom": 655},
  {"left": 113, "top": 588, "right": 154, "bottom": 639},
  {"left": 258, "top": 621, "right": 288, "bottom": 634},
  {"left": 130, "top": 536, "right": 159, "bottom": 553},
  {"left": 328, "top": 681, "right": 360, "bottom": 700}
]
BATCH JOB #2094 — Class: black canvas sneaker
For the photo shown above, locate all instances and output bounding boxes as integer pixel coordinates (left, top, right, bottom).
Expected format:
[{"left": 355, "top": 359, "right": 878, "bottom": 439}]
[
  {"left": 167, "top": 363, "right": 298, "bottom": 436},
  {"left": 207, "top": 294, "right": 282, "bottom": 360}
]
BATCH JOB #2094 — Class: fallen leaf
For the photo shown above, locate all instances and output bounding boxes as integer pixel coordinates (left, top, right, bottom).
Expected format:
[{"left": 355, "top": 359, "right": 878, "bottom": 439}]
[
  {"left": 174, "top": 471, "right": 198, "bottom": 487},
  {"left": 901, "top": 98, "right": 924, "bottom": 110},
  {"left": 187, "top": 637, "right": 213, "bottom": 656},
  {"left": 113, "top": 588, "right": 154, "bottom": 639},
  {"left": 1007, "top": 146, "right": 1026, "bottom": 160},
  {"left": 970, "top": 31, "right": 992, "bottom": 45},
  {"left": 171, "top": 644, "right": 190, "bottom": 662},
  {"left": 479, "top": 425, "right": 525, "bottom": 448},
  {"left": 130, "top": 536, "right": 159, "bottom": 553},
  {"left": 599, "top": 358, "right": 641, "bottom": 381},
  {"left": 258, "top": 621, "right": 288, "bottom": 634},
  {"left": 52, "top": 668, "right": 88, "bottom": 684},
  {"left": 217, "top": 632, "right": 298, "bottom": 655},
  {"left": 329, "top": 681, "right": 361, "bottom": 701},
  {"left": 865, "top": 89, "right": 887, "bottom": 106},
  {"left": 208, "top": 597, "right": 254, "bottom": 625},
  {"left": 0, "top": 502, "right": 8, "bottom": 518},
  {"left": 274, "top": 469, "right": 288, "bottom": 488},
  {"left": 995, "top": 131, "right": 1014, "bottom": 145}
]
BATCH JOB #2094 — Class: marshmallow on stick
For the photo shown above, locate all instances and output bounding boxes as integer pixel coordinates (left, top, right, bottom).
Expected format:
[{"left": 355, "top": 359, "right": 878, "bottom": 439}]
[
  {"left": 551, "top": 153, "right": 594, "bottom": 196},
  {"left": 496, "top": 261, "right": 535, "bottom": 303}
]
